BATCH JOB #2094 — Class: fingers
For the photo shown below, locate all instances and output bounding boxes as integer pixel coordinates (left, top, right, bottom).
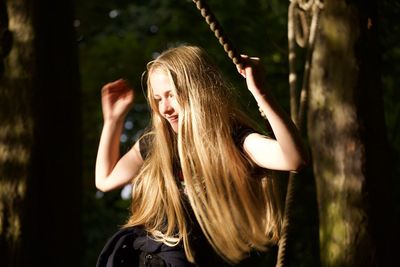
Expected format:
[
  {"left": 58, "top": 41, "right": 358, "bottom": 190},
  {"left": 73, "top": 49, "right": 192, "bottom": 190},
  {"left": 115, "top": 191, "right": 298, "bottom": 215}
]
[
  {"left": 236, "top": 65, "right": 246, "bottom": 78},
  {"left": 102, "top": 79, "right": 134, "bottom": 99},
  {"left": 102, "top": 79, "right": 131, "bottom": 91},
  {"left": 238, "top": 55, "right": 261, "bottom": 69},
  {"left": 237, "top": 54, "right": 261, "bottom": 77},
  {"left": 240, "top": 54, "right": 260, "bottom": 62}
]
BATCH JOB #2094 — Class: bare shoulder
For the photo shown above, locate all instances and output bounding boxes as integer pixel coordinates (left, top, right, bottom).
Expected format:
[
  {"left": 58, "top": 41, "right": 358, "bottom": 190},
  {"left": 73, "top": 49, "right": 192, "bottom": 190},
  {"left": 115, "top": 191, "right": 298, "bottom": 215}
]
[
  {"left": 242, "top": 133, "right": 283, "bottom": 170},
  {"left": 243, "top": 133, "right": 276, "bottom": 152}
]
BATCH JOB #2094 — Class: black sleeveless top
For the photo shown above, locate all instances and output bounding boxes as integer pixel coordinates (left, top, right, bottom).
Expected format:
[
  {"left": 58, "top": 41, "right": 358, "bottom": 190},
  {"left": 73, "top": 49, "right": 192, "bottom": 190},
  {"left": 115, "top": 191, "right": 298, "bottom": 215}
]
[
  {"left": 137, "top": 125, "right": 254, "bottom": 266},
  {"left": 139, "top": 124, "right": 253, "bottom": 160},
  {"left": 97, "top": 125, "right": 255, "bottom": 267}
]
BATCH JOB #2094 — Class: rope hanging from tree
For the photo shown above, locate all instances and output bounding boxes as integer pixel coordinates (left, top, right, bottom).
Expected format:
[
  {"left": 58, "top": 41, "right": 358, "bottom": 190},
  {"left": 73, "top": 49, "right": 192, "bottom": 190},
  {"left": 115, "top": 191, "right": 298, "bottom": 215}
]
[
  {"left": 191, "top": 0, "right": 243, "bottom": 69},
  {"left": 191, "top": 0, "right": 324, "bottom": 266},
  {"left": 276, "top": 1, "right": 323, "bottom": 267}
]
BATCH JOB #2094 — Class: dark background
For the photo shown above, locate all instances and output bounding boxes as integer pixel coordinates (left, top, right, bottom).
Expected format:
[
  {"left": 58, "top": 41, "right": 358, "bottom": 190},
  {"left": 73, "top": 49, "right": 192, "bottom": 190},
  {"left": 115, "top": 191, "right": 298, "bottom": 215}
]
[{"left": 75, "top": 0, "right": 399, "bottom": 266}]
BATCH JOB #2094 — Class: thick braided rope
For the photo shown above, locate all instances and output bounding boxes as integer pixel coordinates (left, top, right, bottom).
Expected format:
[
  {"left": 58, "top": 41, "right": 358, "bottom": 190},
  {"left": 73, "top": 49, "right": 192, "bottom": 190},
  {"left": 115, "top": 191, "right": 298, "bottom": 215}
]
[
  {"left": 276, "top": 171, "right": 297, "bottom": 267},
  {"left": 192, "top": 0, "right": 243, "bottom": 69},
  {"left": 276, "top": 1, "right": 323, "bottom": 267}
]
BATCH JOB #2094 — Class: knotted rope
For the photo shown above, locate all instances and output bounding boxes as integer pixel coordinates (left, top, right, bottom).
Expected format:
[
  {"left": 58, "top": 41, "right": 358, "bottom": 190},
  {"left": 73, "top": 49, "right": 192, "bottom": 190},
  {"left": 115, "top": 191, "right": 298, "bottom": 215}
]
[
  {"left": 190, "top": 0, "right": 324, "bottom": 265},
  {"left": 192, "top": 0, "right": 243, "bottom": 69},
  {"left": 276, "top": 1, "right": 323, "bottom": 267}
]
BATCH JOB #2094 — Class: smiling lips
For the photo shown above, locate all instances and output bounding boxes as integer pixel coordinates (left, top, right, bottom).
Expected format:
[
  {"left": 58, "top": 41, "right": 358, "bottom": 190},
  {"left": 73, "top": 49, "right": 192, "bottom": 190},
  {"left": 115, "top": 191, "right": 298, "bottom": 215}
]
[{"left": 167, "top": 116, "right": 178, "bottom": 123}]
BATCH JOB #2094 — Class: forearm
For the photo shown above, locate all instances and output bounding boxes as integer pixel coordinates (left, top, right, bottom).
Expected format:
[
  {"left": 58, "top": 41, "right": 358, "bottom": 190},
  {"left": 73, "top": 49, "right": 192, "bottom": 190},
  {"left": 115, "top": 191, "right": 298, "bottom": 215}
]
[
  {"left": 253, "top": 89, "right": 309, "bottom": 169},
  {"left": 238, "top": 55, "right": 309, "bottom": 170},
  {"left": 95, "top": 119, "right": 124, "bottom": 187}
]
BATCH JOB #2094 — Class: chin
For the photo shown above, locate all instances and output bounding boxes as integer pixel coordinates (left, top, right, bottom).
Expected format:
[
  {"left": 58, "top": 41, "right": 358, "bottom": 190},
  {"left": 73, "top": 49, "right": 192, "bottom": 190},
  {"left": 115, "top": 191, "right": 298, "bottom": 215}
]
[{"left": 168, "top": 122, "right": 178, "bottom": 133}]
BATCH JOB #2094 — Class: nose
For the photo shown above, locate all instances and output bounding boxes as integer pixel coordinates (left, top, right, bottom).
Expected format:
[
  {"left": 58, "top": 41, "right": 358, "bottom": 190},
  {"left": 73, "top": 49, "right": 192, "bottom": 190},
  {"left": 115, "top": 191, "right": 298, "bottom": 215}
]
[{"left": 159, "top": 98, "right": 173, "bottom": 115}]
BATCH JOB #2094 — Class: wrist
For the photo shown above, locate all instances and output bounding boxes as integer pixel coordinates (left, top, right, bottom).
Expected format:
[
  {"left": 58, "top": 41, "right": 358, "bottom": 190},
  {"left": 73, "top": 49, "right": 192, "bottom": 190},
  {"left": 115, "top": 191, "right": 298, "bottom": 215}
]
[
  {"left": 253, "top": 92, "right": 280, "bottom": 119},
  {"left": 252, "top": 90, "right": 273, "bottom": 105},
  {"left": 103, "top": 117, "right": 125, "bottom": 128},
  {"left": 249, "top": 84, "right": 268, "bottom": 98}
]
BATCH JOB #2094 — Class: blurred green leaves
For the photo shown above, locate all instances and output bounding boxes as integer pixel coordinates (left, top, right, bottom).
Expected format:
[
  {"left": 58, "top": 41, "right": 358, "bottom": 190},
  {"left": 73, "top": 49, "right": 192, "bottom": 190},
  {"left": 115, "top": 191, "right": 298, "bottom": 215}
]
[{"left": 75, "top": 0, "right": 400, "bottom": 266}]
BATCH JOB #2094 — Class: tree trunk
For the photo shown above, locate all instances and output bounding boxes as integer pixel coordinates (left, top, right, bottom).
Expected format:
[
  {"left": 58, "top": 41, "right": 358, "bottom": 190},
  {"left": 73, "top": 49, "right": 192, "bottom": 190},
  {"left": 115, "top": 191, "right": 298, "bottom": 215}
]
[
  {"left": 0, "top": 0, "right": 82, "bottom": 266},
  {"left": 307, "top": 0, "right": 394, "bottom": 266},
  {"left": 0, "top": 0, "right": 35, "bottom": 265}
]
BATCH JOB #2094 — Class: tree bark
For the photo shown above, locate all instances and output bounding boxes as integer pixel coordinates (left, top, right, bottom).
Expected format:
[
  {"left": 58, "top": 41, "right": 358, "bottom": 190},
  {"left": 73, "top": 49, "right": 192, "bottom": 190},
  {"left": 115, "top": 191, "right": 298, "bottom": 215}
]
[
  {"left": 307, "top": 0, "right": 393, "bottom": 266},
  {"left": 0, "top": 1, "right": 35, "bottom": 265},
  {"left": 0, "top": 0, "right": 82, "bottom": 266}
]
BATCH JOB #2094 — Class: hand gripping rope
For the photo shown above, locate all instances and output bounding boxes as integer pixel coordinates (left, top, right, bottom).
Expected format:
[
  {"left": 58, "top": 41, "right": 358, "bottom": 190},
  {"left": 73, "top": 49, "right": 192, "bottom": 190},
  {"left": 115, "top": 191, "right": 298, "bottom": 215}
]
[{"left": 191, "top": 1, "right": 324, "bottom": 266}]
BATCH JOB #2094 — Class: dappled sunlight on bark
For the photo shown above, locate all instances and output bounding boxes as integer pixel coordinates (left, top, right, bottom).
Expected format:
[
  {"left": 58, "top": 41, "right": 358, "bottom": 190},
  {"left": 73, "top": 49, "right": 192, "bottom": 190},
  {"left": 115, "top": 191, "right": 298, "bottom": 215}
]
[
  {"left": 307, "top": 0, "right": 380, "bottom": 266},
  {"left": 0, "top": 80, "right": 34, "bottom": 264},
  {"left": 0, "top": 0, "right": 34, "bottom": 264}
]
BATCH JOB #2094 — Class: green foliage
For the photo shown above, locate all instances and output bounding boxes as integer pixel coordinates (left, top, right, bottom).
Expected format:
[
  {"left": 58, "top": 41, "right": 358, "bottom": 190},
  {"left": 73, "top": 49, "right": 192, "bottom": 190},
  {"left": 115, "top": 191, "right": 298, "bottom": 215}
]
[
  {"left": 76, "top": 1, "right": 293, "bottom": 266},
  {"left": 74, "top": 0, "right": 399, "bottom": 266},
  {"left": 380, "top": 0, "right": 400, "bottom": 230},
  {"left": 75, "top": 0, "right": 324, "bottom": 266}
]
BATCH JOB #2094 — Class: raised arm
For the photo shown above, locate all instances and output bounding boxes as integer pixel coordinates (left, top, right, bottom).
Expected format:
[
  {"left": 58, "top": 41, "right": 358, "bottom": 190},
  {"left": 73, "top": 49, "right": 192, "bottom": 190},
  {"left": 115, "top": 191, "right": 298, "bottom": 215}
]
[
  {"left": 95, "top": 79, "right": 144, "bottom": 192},
  {"left": 237, "top": 56, "right": 309, "bottom": 171}
]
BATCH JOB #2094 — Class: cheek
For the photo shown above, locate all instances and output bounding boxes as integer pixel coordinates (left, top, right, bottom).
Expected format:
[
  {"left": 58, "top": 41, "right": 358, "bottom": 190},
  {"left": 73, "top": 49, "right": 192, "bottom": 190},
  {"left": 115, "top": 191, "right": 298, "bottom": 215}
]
[
  {"left": 174, "top": 105, "right": 180, "bottom": 113},
  {"left": 173, "top": 99, "right": 181, "bottom": 112}
]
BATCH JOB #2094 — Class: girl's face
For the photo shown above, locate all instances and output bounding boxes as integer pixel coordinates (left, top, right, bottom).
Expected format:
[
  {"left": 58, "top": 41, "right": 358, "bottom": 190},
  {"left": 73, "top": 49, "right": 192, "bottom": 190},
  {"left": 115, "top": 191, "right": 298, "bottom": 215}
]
[{"left": 150, "top": 70, "right": 180, "bottom": 133}]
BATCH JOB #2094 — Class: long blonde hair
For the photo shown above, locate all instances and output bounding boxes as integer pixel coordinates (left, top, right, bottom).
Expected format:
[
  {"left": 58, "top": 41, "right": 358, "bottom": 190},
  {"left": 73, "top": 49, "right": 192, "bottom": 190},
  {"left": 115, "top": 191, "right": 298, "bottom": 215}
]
[{"left": 125, "top": 46, "right": 282, "bottom": 264}]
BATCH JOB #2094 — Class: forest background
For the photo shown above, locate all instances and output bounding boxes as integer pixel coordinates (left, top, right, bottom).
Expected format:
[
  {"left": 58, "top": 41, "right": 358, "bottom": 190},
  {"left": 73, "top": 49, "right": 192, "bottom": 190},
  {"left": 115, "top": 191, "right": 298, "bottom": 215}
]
[
  {"left": 0, "top": 0, "right": 399, "bottom": 266},
  {"left": 78, "top": 1, "right": 316, "bottom": 265}
]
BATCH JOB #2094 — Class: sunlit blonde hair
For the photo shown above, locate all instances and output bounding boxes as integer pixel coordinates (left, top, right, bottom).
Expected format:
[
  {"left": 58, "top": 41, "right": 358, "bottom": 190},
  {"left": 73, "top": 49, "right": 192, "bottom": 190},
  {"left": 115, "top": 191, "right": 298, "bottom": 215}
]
[{"left": 125, "top": 45, "right": 282, "bottom": 264}]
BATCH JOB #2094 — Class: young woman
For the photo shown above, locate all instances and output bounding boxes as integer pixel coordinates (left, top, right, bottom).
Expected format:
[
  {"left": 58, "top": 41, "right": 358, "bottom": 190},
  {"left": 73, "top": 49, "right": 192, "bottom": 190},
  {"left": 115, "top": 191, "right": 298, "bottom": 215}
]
[{"left": 95, "top": 45, "right": 308, "bottom": 267}]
